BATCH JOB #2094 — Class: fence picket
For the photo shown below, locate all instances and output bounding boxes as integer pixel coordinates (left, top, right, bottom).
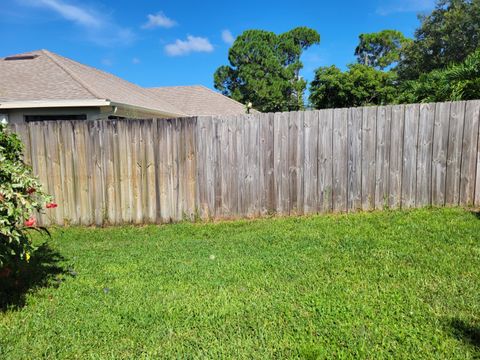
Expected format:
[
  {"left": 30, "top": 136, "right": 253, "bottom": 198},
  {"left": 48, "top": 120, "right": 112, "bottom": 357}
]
[
  {"left": 348, "top": 107, "right": 362, "bottom": 211},
  {"left": 446, "top": 101, "right": 466, "bottom": 205},
  {"left": 361, "top": 107, "right": 377, "bottom": 210},
  {"left": 388, "top": 105, "right": 405, "bottom": 209},
  {"left": 303, "top": 111, "right": 319, "bottom": 213},
  {"left": 402, "top": 104, "right": 420, "bottom": 208},
  {"left": 416, "top": 103, "right": 435, "bottom": 207},
  {"left": 375, "top": 106, "right": 391, "bottom": 210},
  {"left": 258, "top": 113, "right": 273, "bottom": 215},
  {"left": 318, "top": 109, "right": 333, "bottom": 212},
  {"left": 332, "top": 108, "right": 348, "bottom": 212},
  {"left": 8, "top": 100, "right": 480, "bottom": 225},
  {"left": 460, "top": 100, "right": 480, "bottom": 206}
]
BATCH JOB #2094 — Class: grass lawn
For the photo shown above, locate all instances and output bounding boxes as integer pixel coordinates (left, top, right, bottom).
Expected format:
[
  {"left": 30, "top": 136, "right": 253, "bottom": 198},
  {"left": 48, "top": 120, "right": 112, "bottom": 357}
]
[{"left": 1, "top": 208, "right": 479, "bottom": 359}]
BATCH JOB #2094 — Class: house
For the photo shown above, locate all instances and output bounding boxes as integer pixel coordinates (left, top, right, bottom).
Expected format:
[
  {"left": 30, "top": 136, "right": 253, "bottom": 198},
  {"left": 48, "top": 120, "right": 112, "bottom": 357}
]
[
  {"left": 0, "top": 50, "right": 248, "bottom": 124},
  {"left": 146, "top": 85, "right": 249, "bottom": 116}
]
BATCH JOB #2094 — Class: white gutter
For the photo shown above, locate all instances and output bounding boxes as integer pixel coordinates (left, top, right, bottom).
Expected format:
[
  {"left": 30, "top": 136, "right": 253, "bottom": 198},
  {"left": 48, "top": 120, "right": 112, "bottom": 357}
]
[
  {"left": 0, "top": 99, "right": 111, "bottom": 109},
  {"left": 109, "top": 101, "right": 186, "bottom": 119},
  {"left": 0, "top": 99, "right": 186, "bottom": 118}
]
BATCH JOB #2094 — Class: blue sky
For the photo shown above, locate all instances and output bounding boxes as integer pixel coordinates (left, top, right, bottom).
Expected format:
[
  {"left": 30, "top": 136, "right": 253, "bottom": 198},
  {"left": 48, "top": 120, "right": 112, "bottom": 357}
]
[{"left": 0, "top": 0, "right": 435, "bottom": 90}]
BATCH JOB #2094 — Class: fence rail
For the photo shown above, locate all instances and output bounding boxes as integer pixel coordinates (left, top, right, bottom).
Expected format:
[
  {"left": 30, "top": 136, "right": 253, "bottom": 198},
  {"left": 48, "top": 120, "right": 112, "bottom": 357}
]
[{"left": 10, "top": 100, "right": 480, "bottom": 225}]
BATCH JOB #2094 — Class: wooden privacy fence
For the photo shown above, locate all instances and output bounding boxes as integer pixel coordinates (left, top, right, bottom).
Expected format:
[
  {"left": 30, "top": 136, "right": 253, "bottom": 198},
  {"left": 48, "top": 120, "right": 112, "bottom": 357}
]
[{"left": 10, "top": 100, "right": 480, "bottom": 225}]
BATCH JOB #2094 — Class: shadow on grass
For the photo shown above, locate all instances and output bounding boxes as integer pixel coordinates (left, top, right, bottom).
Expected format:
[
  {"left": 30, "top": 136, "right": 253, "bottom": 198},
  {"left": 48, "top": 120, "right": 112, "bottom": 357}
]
[
  {"left": 449, "top": 318, "right": 480, "bottom": 349},
  {"left": 0, "top": 243, "right": 69, "bottom": 311},
  {"left": 469, "top": 210, "right": 480, "bottom": 220}
]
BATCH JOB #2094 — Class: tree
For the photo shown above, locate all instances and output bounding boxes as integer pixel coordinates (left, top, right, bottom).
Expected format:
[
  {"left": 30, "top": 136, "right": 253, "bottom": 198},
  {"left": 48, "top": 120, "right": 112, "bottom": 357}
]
[
  {"left": 309, "top": 64, "right": 397, "bottom": 109},
  {"left": 355, "top": 30, "right": 410, "bottom": 70},
  {"left": 446, "top": 49, "right": 480, "bottom": 100},
  {"left": 398, "top": 0, "right": 480, "bottom": 80},
  {"left": 398, "top": 49, "right": 480, "bottom": 103},
  {"left": 308, "top": 66, "right": 350, "bottom": 109},
  {"left": 214, "top": 27, "right": 320, "bottom": 112},
  {"left": 309, "top": 0, "right": 480, "bottom": 108}
]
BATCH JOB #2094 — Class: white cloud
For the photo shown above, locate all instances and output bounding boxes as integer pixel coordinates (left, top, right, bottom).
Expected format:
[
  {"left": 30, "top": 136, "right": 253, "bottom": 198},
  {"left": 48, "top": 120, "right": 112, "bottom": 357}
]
[
  {"left": 32, "top": 0, "right": 101, "bottom": 27},
  {"left": 221, "top": 29, "right": 235, "bottom": 44},
  {"left": 20, "top": 0, "right": 135, "bottom": 46},
  {"left": 165, "top": 35, "right": 214, "bottom": 56},
  {"left": 142, "top": 12, "right": 176, "bottom": 29},
  {"left": 376, "top": 0, "right": 435, "bottom": 15},
  {"left": 132, "top": 57, "right": 141, "bottom": 64},
  {"left": 101, "top": 58, "right": 112, "bottom": 66}
]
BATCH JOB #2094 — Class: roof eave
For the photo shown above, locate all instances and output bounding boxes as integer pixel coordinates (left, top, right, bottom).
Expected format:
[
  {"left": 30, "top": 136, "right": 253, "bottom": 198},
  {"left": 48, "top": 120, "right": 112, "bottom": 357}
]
[
  {"left": 0, "top": 99, "right": 186, "bottom": 118},
  {"left": 0, "top": 99, "right": 111, "bottom": 109},
  {"left": 110, "top": 101, "right": 186, "bottom": 119}
]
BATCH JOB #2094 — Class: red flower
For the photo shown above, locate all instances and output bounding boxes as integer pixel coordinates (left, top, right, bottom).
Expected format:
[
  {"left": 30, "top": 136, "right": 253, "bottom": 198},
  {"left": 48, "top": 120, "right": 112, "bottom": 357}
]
[
  {"left": 0, "top": 267, "right": 12, "bottom": 278},
  {"left": 46, "top": 202, "right": 58, "bottom": 209},
  {"left": 24, "top": 217, "right": 36, "bottom": 227},
  {"left": 26, "top": 187, "right": 36, "bottom": 195}
]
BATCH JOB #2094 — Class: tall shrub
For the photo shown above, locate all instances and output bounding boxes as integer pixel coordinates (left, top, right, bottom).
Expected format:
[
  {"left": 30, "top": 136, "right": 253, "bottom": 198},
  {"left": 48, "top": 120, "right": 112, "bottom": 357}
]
[{"left": 0, "top": 122, "right": 54, "bottom": 270}]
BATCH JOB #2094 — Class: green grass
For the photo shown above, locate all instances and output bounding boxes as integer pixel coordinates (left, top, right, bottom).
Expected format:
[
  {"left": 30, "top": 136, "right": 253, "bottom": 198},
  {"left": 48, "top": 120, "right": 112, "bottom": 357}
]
[{"left": 1, "top": 208, "right": 479, "bottom": 359}]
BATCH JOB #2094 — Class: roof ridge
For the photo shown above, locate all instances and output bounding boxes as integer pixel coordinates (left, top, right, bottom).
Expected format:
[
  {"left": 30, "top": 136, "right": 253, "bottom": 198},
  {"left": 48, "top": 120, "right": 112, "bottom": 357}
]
[
  {"left": 142, "top": 88, "right": 189, "bottom": 116},
  {"left": 148, "top": 85, "right": 205, "bottom": 90},
  {"left": 196, "top": 84, "right": 249, "bottom": 109},
  {"left": 48, "top": 51, "right": 186, "bottom": 116},
  {"left": 137, "top": 87, "right": 187, "bottom": 117},
  {"left": 41, "top": 50, "right": 103, "bottom": 100},
  {"left": 148, "top": 84, "right": 247, "bottom": 108},
  {"left": 145, "top": 85, "right": 198, "bottom": 114}
]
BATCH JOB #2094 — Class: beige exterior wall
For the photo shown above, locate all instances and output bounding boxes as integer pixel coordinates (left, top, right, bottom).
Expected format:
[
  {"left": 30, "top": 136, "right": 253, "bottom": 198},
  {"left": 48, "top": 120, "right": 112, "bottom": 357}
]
[
  {"left": 1, "top": 105, "right": 166, "bottom": 125},
  {"left": 111, "top": 106, "right": 165, "bottom": 119}
]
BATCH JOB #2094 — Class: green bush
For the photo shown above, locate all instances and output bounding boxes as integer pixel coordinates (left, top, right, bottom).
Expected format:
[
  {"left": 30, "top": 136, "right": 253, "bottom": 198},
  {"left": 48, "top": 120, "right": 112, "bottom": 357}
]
[
  {"left": 398, "top": 49, "right": 480, "bottom": 103},
  {"left": 0, "top": 122, "right": 53, "bottom": 270}
]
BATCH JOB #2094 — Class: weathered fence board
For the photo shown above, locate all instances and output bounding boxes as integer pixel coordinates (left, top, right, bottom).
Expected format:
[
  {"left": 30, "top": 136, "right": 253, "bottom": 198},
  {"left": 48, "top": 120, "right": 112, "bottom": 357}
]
[
  {"left": 45, "top": 122, "right": 64, "bottom": 225},
  {"left": 303, "top": 111, "right": 318, "bottom": 213},
  {"left": 11, "top": 100, "right": 480, "bottom": 225},
  {"left": 402, "top": 104, "right": 419, "bottom": 208},
  {"left": 388, "top": 105, "right": 404, "bottom": 208},
  {"left": 431, "top": 102, "right": 450, "bottom": 206},
  {"left": 347, "top": 107, "right": 362, "bottom": 211},
  {"left": 460, "top": 100, "right": 480, "bottom": 206},
  {"left": 318, "top": 109, "right": 333, "bottom": 212},
  {"left": 218, "top": 116, "right": 229, "bottom": 217},
  {"left": 476, "top": 131, "right": 480, "bottom": 206},
  {"left": 375, "top": 105, "right": 391, "bottom": 210},
  {"left": 446, "top": 101, "right": 466, "bottom": 205},
  {"left": 245, "top": 114, "right": 260, "bottom": 216},
  {"left": 332, "top": 108, "right": 348, "bottom": 212},
  {"left": 144, "top": 122, "right": 153, "bottom": 221},
  {"left": 289, "top": 112, "right": 304, "bottom": 214},
  {"left": 228, "top": 116, "right": 240, "bottom": 216},
  {"left": 416, "top": 103, "right": 435, "bottom": 206},
  {"left": 274, "top": 112, "right": 288, "bottom": 214},
  {"left": 361, "top": 106, "right": 377, "bottom": 210}
]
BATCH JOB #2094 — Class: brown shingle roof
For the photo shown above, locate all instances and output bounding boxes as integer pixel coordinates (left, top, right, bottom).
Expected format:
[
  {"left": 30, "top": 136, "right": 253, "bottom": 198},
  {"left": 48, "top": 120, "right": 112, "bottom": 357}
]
[
  {"left": 0, "top": 50, "right": 253, "bottom": 117},
  {"left": 0, "top": 50, "right": 186, "bottom": 117},
  {"left": 147, "top": 85, "right": 249, "bottom": 116},
  {"left": 0, "top": 50, "right": 95, "bottom": 101}
]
